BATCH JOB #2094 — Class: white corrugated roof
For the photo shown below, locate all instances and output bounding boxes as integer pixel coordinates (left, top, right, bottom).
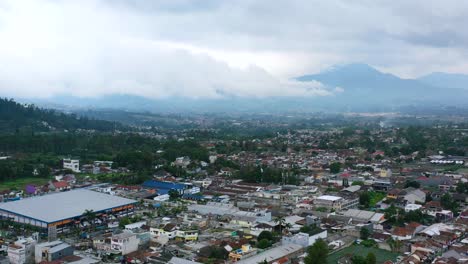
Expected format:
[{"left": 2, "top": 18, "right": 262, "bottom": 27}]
[
  {"left": 236, "top": 244, "right": 303, "bottom": 264},
  {"left": 316, "top": 195, "right": 342, "bottom": 201},
  {"left": 0, "top": 189, "right": 136, "bottom": 223}
]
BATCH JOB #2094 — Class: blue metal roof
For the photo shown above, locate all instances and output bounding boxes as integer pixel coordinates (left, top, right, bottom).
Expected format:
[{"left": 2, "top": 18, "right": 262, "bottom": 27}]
[{"left": 143, "top": 180, "right": 186, "bottom": 190}]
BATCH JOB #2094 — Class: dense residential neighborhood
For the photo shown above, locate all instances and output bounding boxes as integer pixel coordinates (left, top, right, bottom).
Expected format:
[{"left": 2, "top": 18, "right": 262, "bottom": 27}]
[{"left": 0, "top": 112, "right": 467, "bottom": 263}]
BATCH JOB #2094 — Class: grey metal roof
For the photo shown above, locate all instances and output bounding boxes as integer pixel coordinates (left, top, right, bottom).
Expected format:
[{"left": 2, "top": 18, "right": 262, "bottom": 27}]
[
  {"left": 168, "top": 257, "right": 202, "bottom": 264},
  {"left": 0, "top": 189, "right": 136, "bottom": 223},
  {"left": 236, "top": 244, "right": 303, "bottom": 264}
]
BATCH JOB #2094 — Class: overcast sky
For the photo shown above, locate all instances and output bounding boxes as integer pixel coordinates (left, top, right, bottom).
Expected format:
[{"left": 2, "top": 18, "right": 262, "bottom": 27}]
[{"left": 0, "top": 0, "right": 467, "bottom": 99}]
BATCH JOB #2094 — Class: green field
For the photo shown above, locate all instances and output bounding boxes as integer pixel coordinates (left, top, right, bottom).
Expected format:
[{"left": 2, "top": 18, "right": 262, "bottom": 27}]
[
  {"left": 0, "top": 177, "right": 51, "bottom": 191},
  {"left": 328, "top": 245, "right": 399, "bottom": 264}
]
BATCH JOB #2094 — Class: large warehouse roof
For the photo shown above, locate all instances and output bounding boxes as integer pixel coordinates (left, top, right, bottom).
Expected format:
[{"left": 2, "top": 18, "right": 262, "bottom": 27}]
[{"left": 0, "top": 189, "right": 136, "bottom": 223}]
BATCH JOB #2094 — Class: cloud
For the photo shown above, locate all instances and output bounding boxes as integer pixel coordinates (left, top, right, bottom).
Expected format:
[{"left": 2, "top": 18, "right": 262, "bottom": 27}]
[{"left": 0, "top": 0, "right": 467, "bottom": 98}]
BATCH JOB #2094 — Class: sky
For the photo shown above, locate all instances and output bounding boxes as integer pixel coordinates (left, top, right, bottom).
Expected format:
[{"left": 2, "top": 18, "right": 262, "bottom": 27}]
[{"left": 0, "top": 0, "right": 467, "bottom": 99}]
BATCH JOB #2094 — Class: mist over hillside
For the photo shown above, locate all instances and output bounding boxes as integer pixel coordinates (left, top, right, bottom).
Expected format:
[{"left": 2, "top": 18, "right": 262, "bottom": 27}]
[{"left": 15, "top": 64, "right": 468, "bottom": 114}]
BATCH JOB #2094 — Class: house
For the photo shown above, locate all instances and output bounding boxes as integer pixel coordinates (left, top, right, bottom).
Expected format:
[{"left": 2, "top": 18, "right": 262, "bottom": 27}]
[
  {"left": 220, "top": 168, "right": 233, "bottom": 176},
  {"left": 111, "top": 231, "right": 140, "bottom": 255},
  {"left": 174, "top": 157, "right": 191, "bottom": 168},
  {"left": 372, "top": 180, "right": 392, "bottom": 191},
  {"left": 235, "top": 244, "right": 304, "bottom": 264},
  {"left": 405, "top": 204, "right": 422, "bottom": 212},
  {"left": 392, "top": 222, "right": 424, "bottom": 241},
  {"left": 389, "top": 188, "right": 426, "bottom": 205},
  {"left": 423, "top": 201, "right": 443, "bottom": 216},
  {"left": 228, "top": 244, "right": 257, "bottom": 262},
  {"left": 93, "top": 234, "right": 112, "bottom": 252},
  {"left": 281, "top": 230, "right": 327, "bottom": 248},
  {"left": 150, "top": 223, "right": 177, "bottom": 239},
  {"left": 35, "top": 241, "right": 73, "bottom": 263},
  {"left": 402, "top": 188, "right": 426, "bottom": 204},
  {"left": 7, "top": 237, "right": 36, "bottom": 264},
  {"left": 340, "top": 209, "right": 385, "bottom": 224},
  {"left": 452, "top": 193, "right": 468, "bottom": 204},
  {"left": 175, "top": 230, "right": 199, "bottom": 242},
  {"left": 422, "top": 201, "right": 454, "bottom": 221},
  {"left": 380, "top": 168, "right": 392, "bottom": 178},
  {"left": 63, "top": 159, "right": 80, "bottom": 173},
  {"left": 387, "top": 189, "right": 400, "bottom": 200},
  {"left": 314, "top": 195, "right": 358, "bottom": 211},
  {"left": 51, "top": 181, "right": 70, "bottom": 191},
  {"left": 93, "top": 161, "right": 114, "bottom": 174}
]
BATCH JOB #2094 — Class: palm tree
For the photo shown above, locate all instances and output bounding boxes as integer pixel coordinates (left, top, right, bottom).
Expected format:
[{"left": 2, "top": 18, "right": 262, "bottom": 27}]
[
  {"left": 82, "top": 209, "right": 97, "bottom": 231},
  {"left": 274, "top": 216, "right": 286, "bottom": 234},
  {"left": 284, "top": 223, "right": 293, "bottom": 234},
  {"left": 387, "top": 237, "right": 403, "bottom": 253}
]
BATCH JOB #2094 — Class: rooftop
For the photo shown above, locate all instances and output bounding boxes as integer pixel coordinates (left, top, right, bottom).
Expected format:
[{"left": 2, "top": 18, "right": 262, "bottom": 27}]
[
  {"left": 316, "top": 195, "right": 342, "bottom": 201},
  {"left": 0, "top": 189, "right": 136, "bottom": 223},
  {"left": 236, "top": 244, "right": 303, "bottom": 264}
]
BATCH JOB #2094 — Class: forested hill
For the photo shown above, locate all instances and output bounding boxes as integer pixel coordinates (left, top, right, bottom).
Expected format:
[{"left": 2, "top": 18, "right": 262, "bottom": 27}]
[{"left": 0, "top": 98, "right": 124, "bottom": 133}]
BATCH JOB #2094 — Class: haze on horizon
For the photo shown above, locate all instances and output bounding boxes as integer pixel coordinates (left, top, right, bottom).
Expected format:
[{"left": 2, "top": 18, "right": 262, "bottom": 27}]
[{"left": 0, "top": 0, "right": 468, "bottom": 100}]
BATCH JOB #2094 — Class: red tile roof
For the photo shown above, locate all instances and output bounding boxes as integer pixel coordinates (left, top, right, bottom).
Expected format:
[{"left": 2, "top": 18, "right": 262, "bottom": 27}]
[{"left": 53, "top": 181, "right": 69, "bottom": 189}]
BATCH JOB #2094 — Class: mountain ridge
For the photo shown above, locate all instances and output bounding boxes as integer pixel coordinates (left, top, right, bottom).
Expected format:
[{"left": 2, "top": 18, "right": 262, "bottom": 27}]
[{"left": 9, "top": 63, "right": 468, "bottom": 113}]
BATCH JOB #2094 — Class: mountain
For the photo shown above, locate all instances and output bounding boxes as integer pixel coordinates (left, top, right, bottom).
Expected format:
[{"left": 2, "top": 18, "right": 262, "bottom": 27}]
[
  {"left": 14, "top": 64, "right": 468, "bottom": 114},
  {"left": 417, "top": 72, "right": 468, "bottom": 90},
  {"left": 296, "top": 63, "right": 468, "bottom": 107},
  {"left": 0, "top": 98, "right": 125, "bottom": 133}
]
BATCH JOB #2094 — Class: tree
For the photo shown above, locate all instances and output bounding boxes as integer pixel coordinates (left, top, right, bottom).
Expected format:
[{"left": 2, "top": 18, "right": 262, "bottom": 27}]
[
  {"left": 304, "top": 239, "right": 329, "bottom": 264},
  {"left": 360, "top": 227, "right": 371, "bottom": 240},
  {"left": 258, "top": 231, "right": 273, "bottom": 242},
  {"left": 352, "top": 181, "right": 364, "bottom": 186},
  {"left": 274, "top": 216, "right": 286, "bottom": 234},
  {"left": 387, "top": 237, "right": 402, "bottom": 253},
  {"left": 118, "top": 217, "right": 132, "bottom": 228},
  {"left": 168, "top": 189, "right": 181, "bottom": 201},
  {"left": 351, "top": 255, "right": 367, "bottom": 264},
  {"left": 329, "top": 162, "right": 341, "bottom": 174},
  {"left": 405, "top": 180, "right": 420, "bottom": 188},
  {"left": 257, "top": 239, "right": 271, "bottom": 249},
  {"left": 359, "top": 192, "right": 371, "bottom": 208},
  {"left": 351, "top": 252, "right": 376, "bottom": 264},
  {"left": 441, "top": 193, "right": 459, "bottom": 214},
  {"left": 82, "top": 209, "right": 97, "bottom": 230},
  {"left": 365, "top": 252, "right": 376, "bottom": 264}
]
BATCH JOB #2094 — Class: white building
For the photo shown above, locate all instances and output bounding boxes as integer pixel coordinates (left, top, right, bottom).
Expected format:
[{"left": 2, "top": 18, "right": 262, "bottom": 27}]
[
  {"left": 209, "top": 155, "right": 218, "bottom": 164},
  {"left": 281, "top": 230, "right": 328, "bottom": 248},
  {"left": 7, "top": 237, "right": 36, "bottom": 264},
  {"left": 405, "top": 204, "right": 422, "bottom": 212},
  {"left": 124, "top": 221, "right": 146, "bottom": 231},
  {"left": 175, "top": 157, "right": 191, "bottom": 167},
  {"left": 154, "top": 194, "right": 170, "bottom": 202},
  {"left": 314, "top": 195, "right": 358, "bottom": 211},
  {"left": 111, "top": 231, "right": 139, "bottom": 255},
  {"left": 63, "top": 159, "right": 80, "bottom": 173}
]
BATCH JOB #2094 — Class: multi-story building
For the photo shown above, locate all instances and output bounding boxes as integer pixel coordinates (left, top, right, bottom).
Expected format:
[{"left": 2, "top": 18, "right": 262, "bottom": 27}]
[
  {"left": 149, "top": 224, "right": 199, "bottom": 242},
  {"left": 176, "top": 230, "right": 199, "bottom": 242},
  {"left": 282, "top": 230, "right": 327, "bottom": 248},
  {"left": 111, "top": 231, "right": 139, "bottom": 255},
  {"left": 7, "top": 237, "right": 36, "bottom": 264},
  {"left": 314, "top": 195, "right": 358, "bottom": 211},
  {"left": 63, "top": 158, "right": 80, "bottom": 173}
]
